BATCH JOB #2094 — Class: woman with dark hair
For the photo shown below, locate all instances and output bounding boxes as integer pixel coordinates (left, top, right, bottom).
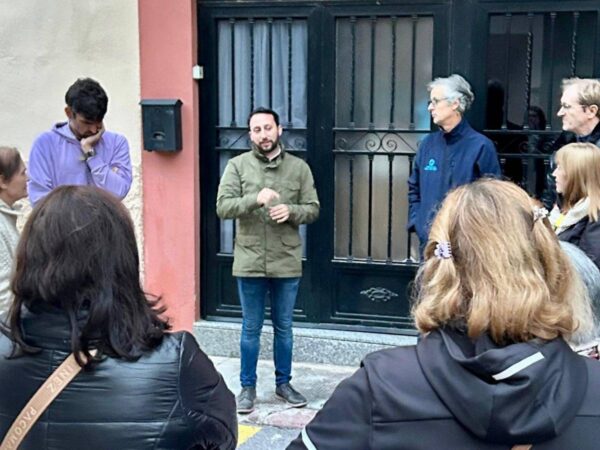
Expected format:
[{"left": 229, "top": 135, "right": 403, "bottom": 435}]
[
  {"left": 290, "top": 179, "right": 600, "bottom": 449},
  {"left": 0, "top": 147, "right": 27, "bottom": 316},
  {"left": 0, "top": 186, "right": 237, "bottom": 449}
]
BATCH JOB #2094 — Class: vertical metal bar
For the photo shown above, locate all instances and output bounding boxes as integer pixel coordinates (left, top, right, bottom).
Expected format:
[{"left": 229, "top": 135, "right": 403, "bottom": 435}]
[
  {"left": 406, "top": 154, "right": 414, "bottom": 260},
  {"left": 369, "top": 16, "right": 376, "bottom": 129},
  {"left": 500, "top": 157, "right": 507, "bottom": 173},
  {"left": 348, "top": 156, "right": 354, "bottom": 259},
  {"left": 502, "top": 13, "right": 512, "bottom": 130},
  {"left": 523, "top": 13, "right": 534, "bottom": 129},
  {"left": 250, "top": 18, "right": 255, "bottom": 111},
  {"left": 389, "top": 16, "right": 397, "bottom": 129},
  {"left": 350, "top": 17, "right": 357, "bottom": 128},
  {"left": 268, "top": 18, "right": 273, "bottom": 107},
  {"left": 387, "top": 154, "right": 394, "bottom": 262},
  {"left": 367, "top": 154, "right": 374, "bottom": 261},
  {"left": 570, "top": 12, "right": 580, "bottom": 77},
  {"left": 287, "top": 18, "right": 293, "bottom": 126},
  {"left": 521, "top": 158, "right": 529, "bottom": 191},
  {"left": 546, "top": 12, "right": 557, "bottom": 130},
  {"left": 230, "top": 18, "right": 237, "bottom": 127},
  {"left": 409, "top": 15, "right": 418, "bottom": 130}
]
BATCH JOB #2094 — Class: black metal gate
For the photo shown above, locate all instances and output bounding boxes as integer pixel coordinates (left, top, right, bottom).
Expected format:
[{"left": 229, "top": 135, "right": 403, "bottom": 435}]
[{"left": 199, "top": 0, "right": 600, "bottom": 333}]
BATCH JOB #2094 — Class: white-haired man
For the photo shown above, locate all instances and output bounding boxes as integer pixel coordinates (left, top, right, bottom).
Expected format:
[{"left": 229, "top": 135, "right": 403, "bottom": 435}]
[
  {"left": 408, "top": 74, "right": 501, "bottom": 253},
  {"left": 543, "top": 78, "right": 600, "bottom": 208}
]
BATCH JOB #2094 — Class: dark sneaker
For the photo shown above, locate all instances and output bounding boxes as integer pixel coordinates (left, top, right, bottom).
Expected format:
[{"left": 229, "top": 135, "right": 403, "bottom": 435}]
[
  {"left": 275, "top": 383, "right": 307, "bottom": 408},
  {"left": 237, "top": 387, "right": 256, "bottom": 414}
]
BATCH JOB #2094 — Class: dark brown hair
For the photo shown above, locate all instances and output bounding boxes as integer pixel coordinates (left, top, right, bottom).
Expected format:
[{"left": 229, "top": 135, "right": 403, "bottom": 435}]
[{"left": 5, "top": 186, "right": 170, "bottom": 366}]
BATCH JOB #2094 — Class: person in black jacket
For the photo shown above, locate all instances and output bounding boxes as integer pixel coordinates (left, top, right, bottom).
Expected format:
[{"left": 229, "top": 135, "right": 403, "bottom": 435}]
[
  {"left": 549, "top": 142, "right": 600, "bottom": 270},
  {"left": 0, "top": 186, "right": 237, "bottom": 450},
  {"left": 289, "top": 179, "right": 600, "bottom": 450}
]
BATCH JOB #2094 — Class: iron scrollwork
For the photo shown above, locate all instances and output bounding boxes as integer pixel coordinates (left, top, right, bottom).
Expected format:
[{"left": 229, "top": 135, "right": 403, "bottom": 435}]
[{"left": 360, "top": 287, "right": 399, "bottom": 303}]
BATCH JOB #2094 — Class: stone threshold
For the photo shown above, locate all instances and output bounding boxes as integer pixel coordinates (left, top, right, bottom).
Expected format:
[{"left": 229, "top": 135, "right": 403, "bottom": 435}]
[{"left": 194, "top": 320, "right": 417, "bottom": 366}]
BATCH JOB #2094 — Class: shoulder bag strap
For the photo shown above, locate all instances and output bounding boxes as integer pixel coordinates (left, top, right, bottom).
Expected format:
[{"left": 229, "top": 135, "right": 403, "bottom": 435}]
[
  {"left": 0, "top": 350, "right": 97, "bottom": 450},
  {"left": 512, "top": 445, "right": 532, "bottom": 450}
]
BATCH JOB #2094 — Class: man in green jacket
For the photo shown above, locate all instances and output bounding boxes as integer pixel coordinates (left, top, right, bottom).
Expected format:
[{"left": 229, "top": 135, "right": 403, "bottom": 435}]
[{"left": 216, "top": 107, "right": 320, "bottom": 414}]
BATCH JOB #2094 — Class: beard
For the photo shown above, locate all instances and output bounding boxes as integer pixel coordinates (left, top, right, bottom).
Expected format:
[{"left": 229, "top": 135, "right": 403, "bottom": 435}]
[{"left": 256, "top": 137, "right": 280, "bottom": 154}]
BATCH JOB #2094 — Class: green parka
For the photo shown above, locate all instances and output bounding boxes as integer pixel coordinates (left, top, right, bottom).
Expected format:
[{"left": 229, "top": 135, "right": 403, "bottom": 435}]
[{"left": 216, "top": 146, "right": 320, "bottom": 277}]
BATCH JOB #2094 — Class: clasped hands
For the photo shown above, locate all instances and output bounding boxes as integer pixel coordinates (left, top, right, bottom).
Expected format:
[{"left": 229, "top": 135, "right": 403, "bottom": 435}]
[{"left": 257, "top": 187, "right": 289, "bottom": 223}]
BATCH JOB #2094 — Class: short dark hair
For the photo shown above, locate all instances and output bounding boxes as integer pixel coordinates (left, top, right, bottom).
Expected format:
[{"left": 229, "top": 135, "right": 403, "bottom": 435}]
[
  {"left": 247, "top": 106, "right": 280, "bottom": 127},
  {"left": 65, "top": 78, "right": 109, "bottom": 122},
  {"left": 6, "top": 186, "right": 170, "bottom": 366},
  {"left": 0, "top": 147, "right": 23, "bottom": 182}
]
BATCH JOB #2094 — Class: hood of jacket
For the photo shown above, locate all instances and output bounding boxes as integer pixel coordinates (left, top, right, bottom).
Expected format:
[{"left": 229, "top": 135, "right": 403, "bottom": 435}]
[
  {"left": 51, "top": 121, "right": 81, "bottom": 145},
  {"left": 416, "top": 328, "right": 587, "bottom": 444}
]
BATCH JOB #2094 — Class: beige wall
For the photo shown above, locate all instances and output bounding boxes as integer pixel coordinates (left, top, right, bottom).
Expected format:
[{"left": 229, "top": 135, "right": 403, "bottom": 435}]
[{"left": 0, "top": 0, "right": 143, "bottom": 256}]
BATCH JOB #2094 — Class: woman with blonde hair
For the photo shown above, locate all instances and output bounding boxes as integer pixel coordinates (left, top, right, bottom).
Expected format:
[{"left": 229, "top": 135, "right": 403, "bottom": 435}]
[
  {"left": 550, "top": 142, "right": 600, "bottom": 269},
  {"left": 289, "top": 179, "right": 600, "bottom": 450},
  {"left": 0, "top": 147, "right": 27, "bottom": 316}
]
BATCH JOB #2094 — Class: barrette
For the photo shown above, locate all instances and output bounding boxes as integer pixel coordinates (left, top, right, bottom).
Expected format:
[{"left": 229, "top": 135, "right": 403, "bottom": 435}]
[{"left": 434, "top": 241, "right": 452, "bottom": 259}]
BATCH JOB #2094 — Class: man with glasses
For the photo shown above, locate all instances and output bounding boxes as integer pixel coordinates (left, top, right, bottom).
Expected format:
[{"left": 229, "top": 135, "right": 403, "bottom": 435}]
[
  {"left": 408, "top": 74, "right": 500, "bottom": 255},
  {"left": 543, "top": 78, "right": 600, "bottom": 208}
]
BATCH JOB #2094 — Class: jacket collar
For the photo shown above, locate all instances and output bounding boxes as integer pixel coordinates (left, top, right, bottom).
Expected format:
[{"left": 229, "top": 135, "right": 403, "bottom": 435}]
[
  {"left": 0, "top": 198, "right": 22, "bottom": 218},
  {"left": 441, "top": 118, "right": 471, "bottom": 145},
  {"left": 251, "top": 143, "right": 285, "bottom": 164},
  {"left": 576, "top": 120, "right": 600, "bottom": 144}
]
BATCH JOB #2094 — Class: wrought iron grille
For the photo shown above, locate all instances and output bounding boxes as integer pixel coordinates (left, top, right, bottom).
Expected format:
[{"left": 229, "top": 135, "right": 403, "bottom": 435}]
[{"left": 333, "top": 15, "right": 434, "bottom": 264}]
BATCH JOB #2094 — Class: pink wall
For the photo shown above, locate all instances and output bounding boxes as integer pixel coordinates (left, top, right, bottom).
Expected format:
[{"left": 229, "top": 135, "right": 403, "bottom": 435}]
[{"left": 138, "top": 0, "right": 199, "bottom": 330}]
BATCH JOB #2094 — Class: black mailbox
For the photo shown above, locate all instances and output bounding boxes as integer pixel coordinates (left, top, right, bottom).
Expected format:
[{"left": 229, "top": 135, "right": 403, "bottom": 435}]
[{"left": 140, "top": 99, "right": 182, "bottom": 151}]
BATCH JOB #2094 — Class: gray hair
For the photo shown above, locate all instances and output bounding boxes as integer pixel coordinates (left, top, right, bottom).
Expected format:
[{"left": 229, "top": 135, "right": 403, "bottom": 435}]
[
  {"left": 560, "top": 241, "right": 600, "bottom": 347},
  {"left": 427, "top": 74, "right": 474, "bottom": 115}
]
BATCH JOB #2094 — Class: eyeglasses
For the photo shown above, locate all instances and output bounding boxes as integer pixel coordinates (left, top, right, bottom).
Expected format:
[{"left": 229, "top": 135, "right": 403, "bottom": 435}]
[
  {"left": 559, "top": 103, "right": 588, "bottom": 111},
  {"left": 428, "top": 97, "right": 449, "bottom": 107}
]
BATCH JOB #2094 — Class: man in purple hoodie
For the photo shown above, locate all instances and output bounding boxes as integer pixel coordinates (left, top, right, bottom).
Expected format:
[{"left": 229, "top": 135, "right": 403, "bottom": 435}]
[{"left": 28, "top": 78, "right": 133, "bottom": 205}]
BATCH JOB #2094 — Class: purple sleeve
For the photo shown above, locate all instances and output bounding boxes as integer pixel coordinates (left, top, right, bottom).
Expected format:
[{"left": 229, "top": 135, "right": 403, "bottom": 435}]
[
  {"left": 86, "top": 135, "right": 133, "bottom": 199},
  {"left": 28, "top": 135, "right": 55, "bottom": 206}
]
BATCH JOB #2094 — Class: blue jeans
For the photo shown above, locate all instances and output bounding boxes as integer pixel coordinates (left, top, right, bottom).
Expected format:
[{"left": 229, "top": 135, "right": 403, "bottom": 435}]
[{"left": 237, "top": 277, "right": 300, "bottom": 387}]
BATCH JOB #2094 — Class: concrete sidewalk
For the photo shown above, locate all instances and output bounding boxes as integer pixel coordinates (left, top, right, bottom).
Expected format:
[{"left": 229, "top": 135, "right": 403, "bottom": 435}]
[{"left": 210, "top": 356, "right": 357, "bottom": 448}]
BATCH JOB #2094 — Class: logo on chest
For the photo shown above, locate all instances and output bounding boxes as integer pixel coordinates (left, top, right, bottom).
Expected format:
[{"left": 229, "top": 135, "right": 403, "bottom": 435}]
[{"left": 424, "top": 158, "right": 438, "bottom": 171}]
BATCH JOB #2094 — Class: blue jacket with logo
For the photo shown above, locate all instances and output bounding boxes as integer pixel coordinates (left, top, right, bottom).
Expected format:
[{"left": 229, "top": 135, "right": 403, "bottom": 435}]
[{"left": 407, "top": 119, "right": 500, "bottom": 244}]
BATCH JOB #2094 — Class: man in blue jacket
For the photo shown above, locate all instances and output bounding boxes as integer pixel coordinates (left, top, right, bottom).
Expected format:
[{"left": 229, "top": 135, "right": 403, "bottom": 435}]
[{"left": 408, "top": 74, "right": 501, "bottom": 253}]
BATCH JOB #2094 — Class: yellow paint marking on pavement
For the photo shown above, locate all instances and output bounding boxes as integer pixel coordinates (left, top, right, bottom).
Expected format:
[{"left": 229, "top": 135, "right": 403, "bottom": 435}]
[{"left": 238, "top": 424, "right": 261, "bottom": 446}]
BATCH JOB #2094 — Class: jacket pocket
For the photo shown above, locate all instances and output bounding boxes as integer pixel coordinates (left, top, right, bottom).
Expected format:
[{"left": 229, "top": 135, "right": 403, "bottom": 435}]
[
  {"left": 235, "top": 235, "right": 261, "bottom": 247},
  {"left": 281, "top": 234, "right": 301, "bottom": 248}
]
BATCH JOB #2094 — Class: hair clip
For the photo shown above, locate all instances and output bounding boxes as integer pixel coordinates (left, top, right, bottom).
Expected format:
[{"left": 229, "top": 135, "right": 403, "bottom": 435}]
[
  {"left": 533, "top": 207, "right": 549, "bottom": 222},
  {"left": 434, "top": 241, "right": 452, "bottom": 259}
]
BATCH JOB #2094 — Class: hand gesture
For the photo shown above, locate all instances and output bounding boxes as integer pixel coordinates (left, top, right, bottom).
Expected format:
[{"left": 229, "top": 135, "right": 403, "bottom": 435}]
[
  {"left": 257, "top": 188, "right": 280, "bottom": 206},
  {"left": 80, "top": 125, "right": 105, "bottom": 155},
  {"left": 269, "top": 204, "right": 290, "bottom": 223}
]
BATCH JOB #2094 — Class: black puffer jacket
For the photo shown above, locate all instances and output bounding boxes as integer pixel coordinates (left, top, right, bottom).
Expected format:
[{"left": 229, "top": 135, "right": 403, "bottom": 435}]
[
  {"left": 0, "top": 307, "right": 237, "bottom": 449},
  {"left": 289, "top": 328, "right": 600, "bottom": 449},
  {"left": 557, "top": 216, "right": 600, "bottom": 270}
]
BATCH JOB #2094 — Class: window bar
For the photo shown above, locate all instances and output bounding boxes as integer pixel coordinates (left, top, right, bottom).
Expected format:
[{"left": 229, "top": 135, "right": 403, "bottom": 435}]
[
  {"left": 367, "top": 154, "right": 374, "bottom": 261},
  {"left": 523, "top": 13, "right": 534, "bottom": 130},
  {"left": 502, "top": 13, "right": 512, "bottom": 130},
  {"left": 389, "top": 16, "right": 397, "bottom": 129},
  {"left": 250, "top": 18, "right": 255, "bottom": 111},
  {"left": 521, "top": 158, "right": 529, "bottom": 191},
  {"left": 500, "top": 157, "right": 507, "bottom": 173},
  {"left": 350, "top": 17, "right": 357, "bottom": 128},
  {"left": 546, "top": 12, "right": 557, "bottom": 130},
  {"left": 409, "top": 15, "right": 418, "bottom": 130},
  {"left": 348, "top": 156, "right": 354, "bottom": 260},
  {"left": 268, "top": 18, "right": 273, "bottom": 107},
  {"left": 387, "top": 154, "right": 394, "bottom": 262},
  {"left": 230, "top": 18, "right": 237, "bottom": 127},
  {"left": 369, "top": 16, "right": 377, "bottom": 129},
  {"left": 406, "top": 154, "right": 415, "bottom": 260},
  {"left": 570, "top": 12, "right": 580, "bottom": 77},
  {"left": 287, "top": 18, "right": 293, "bottom": 127}
]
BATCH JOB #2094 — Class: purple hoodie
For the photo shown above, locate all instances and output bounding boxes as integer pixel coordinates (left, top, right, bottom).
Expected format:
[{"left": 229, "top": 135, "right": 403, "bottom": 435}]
[{"left": 28, "top": 122, "right": 133, "bottom": 205}]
